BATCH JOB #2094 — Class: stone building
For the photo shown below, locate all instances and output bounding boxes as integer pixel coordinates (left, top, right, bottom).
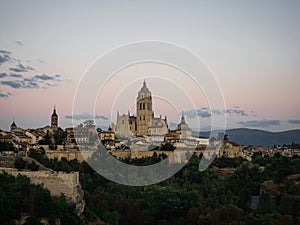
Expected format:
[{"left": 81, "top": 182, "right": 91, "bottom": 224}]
[
  {"left": 148, "top": 116, "right": 168, "bottom": 142},
  {"left": 115, "top": 80, "right": 168, "bottom": 137},
  {"left": 51, "top": 105, "right": 58, "bottom": 129},
  {"left": 99, "top": 127, "right": 116, "bottom": 148},
  {"left": 136, "top": 80, "right": 153, "bottom": 136}
]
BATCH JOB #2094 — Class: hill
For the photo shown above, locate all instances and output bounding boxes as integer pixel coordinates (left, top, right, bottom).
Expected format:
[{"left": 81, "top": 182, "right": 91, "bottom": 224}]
[{"left": 196, "top": 128, "right": 300, "bottom": 146}]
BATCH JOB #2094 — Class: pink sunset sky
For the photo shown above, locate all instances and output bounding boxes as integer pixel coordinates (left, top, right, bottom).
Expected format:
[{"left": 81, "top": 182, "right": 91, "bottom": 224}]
[{"left": 0, "top": 1, "right": 300, "bottom": 132}]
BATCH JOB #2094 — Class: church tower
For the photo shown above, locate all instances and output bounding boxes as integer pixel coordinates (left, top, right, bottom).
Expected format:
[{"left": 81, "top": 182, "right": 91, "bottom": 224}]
[
  {"left": 136, "top": 80, "right": 152, "bottom": 136},
  {"left": 51, "top": 105, "right": 58, "bottom": 129},
  {"left": 10, "top": 120, "right": 17, "bottom": 133}
]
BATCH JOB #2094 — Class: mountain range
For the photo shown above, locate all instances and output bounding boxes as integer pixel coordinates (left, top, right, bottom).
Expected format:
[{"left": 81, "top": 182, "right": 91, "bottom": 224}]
[{"left": 196, "top": 128, "right": 300, "bottom": 147}]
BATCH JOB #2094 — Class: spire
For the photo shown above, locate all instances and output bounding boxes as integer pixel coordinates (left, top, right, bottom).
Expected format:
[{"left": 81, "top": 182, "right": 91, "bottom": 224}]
[
  {"left": 143, "top": 79, "right": 146, "bottom": 87},
  {"left": 181, "top": 111, "right": 185, "bottom": 124},
  {"left": 11, "top": 120, "right": 16, "bottom": 127},
  {"left": 52, "top": 105, "right": 57, "bottom": 116}
]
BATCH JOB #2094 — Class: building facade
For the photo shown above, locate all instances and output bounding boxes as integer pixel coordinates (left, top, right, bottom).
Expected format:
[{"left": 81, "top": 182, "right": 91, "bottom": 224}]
[
  {"left": 136, "top": 80, "right": 153, "bottom": 136},
  {"left": 51, "top": 106, "right": 58, "bottom": 129},
  {"left": 115, "top": 80, "right": 168, "bottom": 137}
]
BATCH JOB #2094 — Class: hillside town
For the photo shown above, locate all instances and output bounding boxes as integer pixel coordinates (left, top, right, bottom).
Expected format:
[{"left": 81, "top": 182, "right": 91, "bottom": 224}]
[{"left": 0, "top": 81, "right": 299, "bottom": 162}]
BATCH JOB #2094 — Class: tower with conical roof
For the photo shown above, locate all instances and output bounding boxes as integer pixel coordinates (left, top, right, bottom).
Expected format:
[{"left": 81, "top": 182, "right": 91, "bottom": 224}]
[
  {"left": 10, "top": 120, "right": 17, "bottom": 132},
  {"left": 136, "top": 80, "right": 152, "bottom": 136},
  {"left": 51, "top": 105, "right": 58, "bottom": 129}
]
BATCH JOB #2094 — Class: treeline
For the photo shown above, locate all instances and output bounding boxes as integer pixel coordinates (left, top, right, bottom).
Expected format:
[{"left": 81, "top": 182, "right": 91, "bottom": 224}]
[
  {"left": 24, "top": 149, "right": 300, "bottom": 224},
  {"left": 79, "top": 154, "right": 300, "bottom": 225}
]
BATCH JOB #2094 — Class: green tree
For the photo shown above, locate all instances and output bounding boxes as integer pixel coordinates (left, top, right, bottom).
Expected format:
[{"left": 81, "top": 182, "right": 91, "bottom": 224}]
[
  {"left": 27, "top": 161, "right": 39, "bottom": 171},
  {"left": 160, "top": 142, "right": 175, "bottom": 151},
  {"left": 257, "top": 191, "right": 273, "bottom": 213},
  {"left": 102, "top": 211, "right": 119, "bottom": 225},
  {"left": 14, "top": 157, "right": 26, "bottom": 170}
]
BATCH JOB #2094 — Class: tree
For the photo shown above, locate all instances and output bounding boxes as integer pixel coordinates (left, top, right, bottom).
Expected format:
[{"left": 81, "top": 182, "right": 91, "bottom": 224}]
[
  {"left": 83, "top": 120, "right": 95, "bottom": 128},
  {"left": 27, "top": 161, "right": 39, "bottom": 171},
  {"left": 102, "top": 211, "right": 119, "bottom": 225},
  {"left": 54, "top": 130, "right": 66, "bottom": 145},
  {"left": 14, "top": 157, "right": 26, "bottom": 170},
  {"left": 257, "top": 191, "right": 273, "bottom": 213},
  {"left": 160, "top": 142, "right": 175, "bottom": 151}
]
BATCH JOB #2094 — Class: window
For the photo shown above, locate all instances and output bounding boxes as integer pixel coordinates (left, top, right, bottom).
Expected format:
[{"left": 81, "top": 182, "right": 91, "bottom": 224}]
[{"left": 143, "top": 103, "right": 145, "bottom": 110}]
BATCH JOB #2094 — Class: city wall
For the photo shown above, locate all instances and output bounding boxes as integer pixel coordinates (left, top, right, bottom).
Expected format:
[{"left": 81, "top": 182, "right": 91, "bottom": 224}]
[
  {"left": 0, "top": 167, "right": 84, "bottom": 213},
  {"left": 45, "top": 150, "right": 93, "bottom": 162},
  {"left": 44, "top": 149, "right": 217, "bottom": 163}
]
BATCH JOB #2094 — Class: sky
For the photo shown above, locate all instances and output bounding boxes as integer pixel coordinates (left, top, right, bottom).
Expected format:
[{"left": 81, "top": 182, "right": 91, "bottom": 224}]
[{"left": 0, "top": 0, "right": 300, "bottom": 132}]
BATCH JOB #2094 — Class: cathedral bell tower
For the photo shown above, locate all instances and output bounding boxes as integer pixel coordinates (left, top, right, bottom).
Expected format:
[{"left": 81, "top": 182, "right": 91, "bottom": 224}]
[
  {"left": 51, "top": 105, "right": 58, "bottom": 129},
  {"left": 136, "top": 80, "right": 152, "bottom": 136}
]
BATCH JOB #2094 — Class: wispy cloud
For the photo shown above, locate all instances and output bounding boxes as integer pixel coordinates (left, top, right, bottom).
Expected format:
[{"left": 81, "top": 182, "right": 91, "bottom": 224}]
[
  {"left": 0, "top": 92, "right": 11, "bottom": 98},
  {"left": 9, "top": 73, "right": 23, "bottom": 78},
  {"left": 0, "top": 73, "right": 8, "bottom": 78},
  {"left": 15, "top": 40, "right": 23, "bottom": 46},
  {"left": 224, "top": 109, "right": 248, "bottom": 116},
  {"left": 184, "top": 106, "right": 249, "bottom": 119},
  {"left": 0, "top": 49, "right": 64, "bottom": 98},
  {"left": 34, "top": 74, "right": 60, "bottom": 81},
  {"left": 0, "top": 50, "right": 13, "bottom": 65},
  {"left": 238, "top": 119, "right": 281, "bottom": 128},
  {"left": 0, "top": 73, "right": 62, "bottom": 90},
  {"left": 65, "top": 113, "right": 108, "bottom": 120},
  {"left": 9, "top": 63, "right": 34, "bottom": 72},
  {"left": 287, "top": 120, "right": 300, "bottom": 124},
  {"left": 185, "top": 108, "right": 212, "bottom": 118}
]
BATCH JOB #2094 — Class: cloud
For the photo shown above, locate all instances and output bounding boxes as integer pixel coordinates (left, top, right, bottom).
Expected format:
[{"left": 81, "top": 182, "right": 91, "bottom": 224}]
[
  {"left": 184, "top": 108, "right": 211, "bottom": 118},
  {"left": 65, "top": 113, "right": 108, "bottom": 120},
  {"left": 1, "top": 80, "right": 22, "bottom": 89},
  {"left": 0, "top": 92, "right": 11, "bottom": 98},
  {"left": 225, "top": 109, "right": 248, "bottom": 116},
  {"left": 238, "top": 119, "right": 281, "bottom": 128},
  {"left": 9, "top": 73, "right": 23, "bottom": 78},
  {"left": 9, "top": 63, "right": 34, "bottom": 72},
  {"left": 0, "top": 73, "right": 8, "bottom": 78},
  {"left": 0, "top": 50, "right": 63, "bottom": 97},
  {"left": 15, "top": 40, "right": 23, "bottom": 46},
  {"left": 287, "top": 120, "right": 300, "bottom": 124},
  {"left": 34, "top": 74, "right": 55, "bottom": 80},
  {"left": 184, "top": 106, "right": 249, "bottom": 119},
  {"left": 0, "top": 50, "right": 13, "bottom": 65},
  {"left": 0, "top": 50, "right": 11, "bottom": 54},
  {"left": 0, "top": 73, "right": 62, "bottom": 90}
]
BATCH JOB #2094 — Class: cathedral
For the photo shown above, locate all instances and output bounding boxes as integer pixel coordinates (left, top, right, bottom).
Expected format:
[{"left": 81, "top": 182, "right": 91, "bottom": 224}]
[{"left": 114, "top": 80, "right": 168, "bottom": 137}]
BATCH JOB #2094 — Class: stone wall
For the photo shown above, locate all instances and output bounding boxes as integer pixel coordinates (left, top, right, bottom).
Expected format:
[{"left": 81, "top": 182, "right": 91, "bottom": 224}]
[
  {"left": 0, "top": 157, "right": 15, "bottom": 168},
  {"left": 0, "top": 167, "right": 85, "bottom": 214},
  {"left": 45, "top": 150, "right": 92, "bottom": 162}
]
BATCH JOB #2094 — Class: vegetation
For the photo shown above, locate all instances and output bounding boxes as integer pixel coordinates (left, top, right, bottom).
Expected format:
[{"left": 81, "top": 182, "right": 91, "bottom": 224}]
[
  {"left": 28, "top": 148, "right": 79, "bottom": 172},
  {"left": 78, "top": 153, "right": 300, "bottom": 225},
  {"left": 0, "top": 172, "right": 82, "bottom": 224},
  {"left": 7, "top": 150, "right": 300, "bottom": 224},
  {"left": 160, "top": 142, "right": 176, "bottom": 151},
  {"left": 0, "top": 141, "right": 15, "bottom": 152}
]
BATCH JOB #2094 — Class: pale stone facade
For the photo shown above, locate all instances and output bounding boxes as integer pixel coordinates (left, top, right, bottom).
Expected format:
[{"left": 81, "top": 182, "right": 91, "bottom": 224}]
[
  {"left": 136, "top": 80, "right": 153, "bottom": 136},
  {"left": 115, "top": 80, "right": 168, "bottom": 138}
]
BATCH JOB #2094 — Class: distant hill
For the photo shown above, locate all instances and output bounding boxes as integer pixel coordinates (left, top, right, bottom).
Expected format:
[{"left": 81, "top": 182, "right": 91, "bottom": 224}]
[{"left": 195, "top": 128, "right": 300, "bottom": 147}]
